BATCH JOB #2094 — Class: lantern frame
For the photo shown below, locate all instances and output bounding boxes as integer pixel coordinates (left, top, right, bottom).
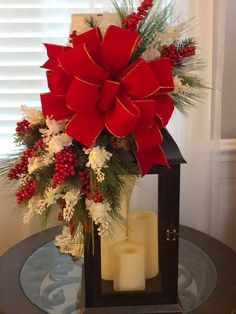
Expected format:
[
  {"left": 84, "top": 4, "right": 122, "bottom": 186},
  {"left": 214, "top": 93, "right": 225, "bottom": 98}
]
[{"left": 81, "top": 129, "right": 185, "bottom": 314}]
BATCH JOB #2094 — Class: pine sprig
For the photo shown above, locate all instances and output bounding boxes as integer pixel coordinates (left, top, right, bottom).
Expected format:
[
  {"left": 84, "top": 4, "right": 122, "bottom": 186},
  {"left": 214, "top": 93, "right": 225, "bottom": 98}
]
[
  {"left": 132, "top": 1, "right": 174, "bottom": 60},
  {"left": 176, "top": 37, "right": 196, "bottom": 49},
  {"left": 32, "top": 164, "right": 54, "bottom": 194},
  {"left": 100, "top": 154, "right": 139, "bottom": 218},
  {"left": 171, "top": 84, "right": 208, "bottom": 114},
  {"left": 0, "top": 157, "right": 18, "bottom": 184},
  {"left": 85, "top": 16, "right": 99, "bottom": 28},
  {"left": 40, "top": 203, "right": 58, "bottom": 228},
  {"left": 14, "top": 125, "right": 44, "bottom": 148},
  {"left": 111, "top": 0, "right": 133, "bottom": 21}
]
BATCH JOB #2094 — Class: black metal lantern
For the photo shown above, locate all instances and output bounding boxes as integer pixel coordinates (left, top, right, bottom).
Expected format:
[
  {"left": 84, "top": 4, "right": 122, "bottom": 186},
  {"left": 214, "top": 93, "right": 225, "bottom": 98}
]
[{"left": 81, "top": 128, "right": 185, "bottom": 314}]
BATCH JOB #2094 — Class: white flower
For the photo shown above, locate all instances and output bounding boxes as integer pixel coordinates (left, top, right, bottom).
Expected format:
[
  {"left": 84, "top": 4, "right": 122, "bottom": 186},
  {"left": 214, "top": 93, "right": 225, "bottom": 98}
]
[
  {"left": 21, "top": 105, "right": 44, "bottom": 125},
  {"left": 25, "top": 187, "right": 61, "bottom": 218},
  {"left": 40, "top": 117, "right": 67, "bottom": 137},
  {"left": 86, "top": 199, "right": 111, "bottom": 236},
  {"left": 62, "top": 188, "right": 81, "bottom": 222},
  {"left": 84, "top": 146, "right": 112, "bottom": 182},
  {"left": 143, "top": 47, "right": 161, "bottom": 62},
  {"left": 174, "top": 75, "right": 191, "bottom": 94},
  {"left": 155, "top": 24, "right": 186, "bottom": 47},
  {"left": 28, "top": 156, "right": 44, "bottom": 174},
  {"left": 46, "top": 117, "right": 67, "bottom": 134},
  {"left": 47, "top": 133, "right": 73, "bottom": 155},
  {"left": 143, "top": 23, "right": 187, "bottom": 62}
]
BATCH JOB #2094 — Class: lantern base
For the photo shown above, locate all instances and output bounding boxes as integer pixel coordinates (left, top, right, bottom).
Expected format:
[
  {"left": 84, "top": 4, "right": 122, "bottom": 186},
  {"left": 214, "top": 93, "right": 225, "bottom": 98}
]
[{"left": 81, "top": 303, "right": 183, "bottom": 314}]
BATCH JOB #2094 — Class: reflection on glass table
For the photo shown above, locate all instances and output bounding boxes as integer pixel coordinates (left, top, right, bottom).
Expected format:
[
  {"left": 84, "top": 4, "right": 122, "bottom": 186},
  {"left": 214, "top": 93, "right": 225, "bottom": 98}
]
[{"left": 20, "top": 238, "right": 217, "bottom": 314}]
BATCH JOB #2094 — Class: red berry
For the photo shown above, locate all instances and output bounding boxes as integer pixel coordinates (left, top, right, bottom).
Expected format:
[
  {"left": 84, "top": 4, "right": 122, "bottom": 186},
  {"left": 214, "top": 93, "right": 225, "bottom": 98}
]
[
  {"left": 15, "top": 180, "right": 37, "bottom": 204},
  {"left": 7, "top": 139, "right": 44, "bottom": 180},
  {"left": 122, "top": 0, "right": 153, "bottom": 31},
  {"left": 16, "top": 119, "right": 30, "bottom": 135},
  {"left": 51, "top": 149, "right": 77, "bottom": 188},
  {"left": 69, "top": 30, "right": 78, "bottom": 44}
]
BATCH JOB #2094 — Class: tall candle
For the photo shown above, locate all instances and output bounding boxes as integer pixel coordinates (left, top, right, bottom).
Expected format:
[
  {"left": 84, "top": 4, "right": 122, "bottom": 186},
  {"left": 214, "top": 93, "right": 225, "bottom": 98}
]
[
  {"left": 101, "top": 176, "right": 136, "bottom": 280},
  {"left": 113, "top": 241, "right": 145, "bottom": 292},
  {"left": 128, "top": 210, "right": 159, "bottom": 279}
]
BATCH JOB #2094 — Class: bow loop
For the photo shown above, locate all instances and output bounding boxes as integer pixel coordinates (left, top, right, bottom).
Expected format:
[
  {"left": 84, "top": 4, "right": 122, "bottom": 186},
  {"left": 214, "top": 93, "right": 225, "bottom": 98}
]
[
  {"left": 41, "top": 44, "right": 70, "bottom": 70},
  {"left": 120, "top": 58, "right": 160, "bottom": 98},
  {"left": 101, "top": 25, "right": 141, "bottom": 78},
  {"left": 66, "top": 112, "right": 104, "bottom": 147},
  {"left": 134, "top": 100, "right": 156, "bottom": 129},
  {"left": 66, "top": 77, "right": 100, "bottom": 113},
  {"left": 98, "top": 80, "right": 120, "bottom": 112},
  {"left": 149, "top": 58, "right": 174, "bottom": 93},
  {"left": 46, "top": 67, "right": 72, "bottom": 95},
  {"left": 105, "top": 93, "right": 140, "bottom": 138},
  {"left": 59, "top": 44, "right": 109, "bottom": 83},
  {"left": 41, "top": 93, "right": 73, "bottom": 120},
  {"left": 72, "top": 28, "right": 102, "bottom": 65}
]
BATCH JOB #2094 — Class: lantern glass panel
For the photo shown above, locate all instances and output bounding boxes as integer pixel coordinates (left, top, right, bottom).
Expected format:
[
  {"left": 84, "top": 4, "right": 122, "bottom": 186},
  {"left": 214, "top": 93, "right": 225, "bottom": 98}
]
[{"left": 100, "top": 175, "right": 163, "bottom": 296}]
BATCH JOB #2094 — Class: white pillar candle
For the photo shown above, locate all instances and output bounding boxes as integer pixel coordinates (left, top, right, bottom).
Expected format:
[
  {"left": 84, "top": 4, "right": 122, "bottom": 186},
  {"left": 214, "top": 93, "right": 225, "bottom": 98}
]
[
  {"left": 101, "top": 176, "right": 136, "bottom": 280},
  {"left": 101, "top": 225, "right": 126, "bottom": 280},
  {"left": 113, "top": 241, "right": 145, "bottom": 292},
  {"left": 128, "top": 210, "right": 159, "bottom": 279}
]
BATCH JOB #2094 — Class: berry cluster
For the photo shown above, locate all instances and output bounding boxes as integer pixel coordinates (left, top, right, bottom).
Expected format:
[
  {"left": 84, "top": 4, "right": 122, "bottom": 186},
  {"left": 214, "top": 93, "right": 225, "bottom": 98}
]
[
  {"left": 88, "top": 189, "right": 104, "bottom": 203},
  {"left": 79, "top": 169, "right": 104, "bottom": 203},
  {"left": 179, "top": 45, "right": 196, "bottom": 58},
  {"left": 161, "top": 44, "right": 196, "bottom": 67},
  {"left": 15, "top": 180, "right": 37, "bottom": 204},
  {"left": 79, "top": 169, "right": 90, "bottom": 195},
  {"left": 16, "top": 119, "right": 30, "bottom": 135},
  {"left": 122, "top": 0, "right": 153, "bottom": 31},
  {"left": 161, "top": 44, "right": 182, "bottom": 67},
  {"left": 52, "top": 149, "right": 77, "bottom": 188},
  {"left": 8, "top": 139, "right": 44, "bottom": 180},
  {"left": 69, "top": 30, "right": 78, "bottom": 44}
]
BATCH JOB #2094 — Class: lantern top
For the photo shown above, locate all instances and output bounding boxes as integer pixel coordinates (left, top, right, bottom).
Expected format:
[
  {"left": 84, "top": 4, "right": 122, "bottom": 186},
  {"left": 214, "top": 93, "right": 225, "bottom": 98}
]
[
  {"left": 161, "top": 128, "right": 186, "bottom": 165},
  {"left": 118, "top": 127, "right": 185, "bottom": 174}
]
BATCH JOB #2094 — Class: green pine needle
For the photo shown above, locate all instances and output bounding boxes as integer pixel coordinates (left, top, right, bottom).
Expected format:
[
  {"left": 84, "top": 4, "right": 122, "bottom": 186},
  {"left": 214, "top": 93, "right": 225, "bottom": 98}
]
[
  {"left": 132, "top": 1, "right": 174, "bottom": 60},
  {"left": 111, "top": 0, "right": 133, "bottom": 21}
]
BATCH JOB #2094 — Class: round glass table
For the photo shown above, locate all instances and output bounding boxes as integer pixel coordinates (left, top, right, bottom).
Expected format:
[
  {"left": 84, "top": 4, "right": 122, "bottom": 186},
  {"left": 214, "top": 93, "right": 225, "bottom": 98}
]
[
  {"left": 0, "top": 226, "right": 236, "bottom": 314},
  {"left": 19, "top": 238, "right": 217, "bottom": 314}
]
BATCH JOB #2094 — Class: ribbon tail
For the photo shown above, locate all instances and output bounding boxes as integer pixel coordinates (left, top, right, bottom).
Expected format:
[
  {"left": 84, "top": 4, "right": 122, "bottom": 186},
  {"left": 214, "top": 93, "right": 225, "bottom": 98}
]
[
  {"left": 66, "top": 112, "right": 104, "bottom": 147},
  {"left": 40, "top": 93, "right": 73, "bottom": 120},
  {"left": 134, "top": 145, "right": 169, "bottom": 176}
]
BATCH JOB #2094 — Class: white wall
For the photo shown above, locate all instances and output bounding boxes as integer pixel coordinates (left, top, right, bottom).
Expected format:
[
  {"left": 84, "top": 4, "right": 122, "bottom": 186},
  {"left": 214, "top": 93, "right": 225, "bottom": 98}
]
[
  {"left": 221, "top": 0, "right": 236, "bottom": 139},
  {"left": 0, "top": 182, "right": 58, "bottom": 256}
]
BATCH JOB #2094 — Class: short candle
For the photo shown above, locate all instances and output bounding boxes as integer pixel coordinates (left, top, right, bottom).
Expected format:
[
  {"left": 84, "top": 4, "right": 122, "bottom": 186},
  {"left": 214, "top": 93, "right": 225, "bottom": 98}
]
[{"left": 113, "top": 241, "right": 145, "bottom": 292}]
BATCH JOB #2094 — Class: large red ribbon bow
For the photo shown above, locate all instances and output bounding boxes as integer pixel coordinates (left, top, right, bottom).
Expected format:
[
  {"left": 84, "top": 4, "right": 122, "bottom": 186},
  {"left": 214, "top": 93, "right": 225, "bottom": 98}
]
[{"left": 40, "top": 25, "right": 174, "bottom": 176}]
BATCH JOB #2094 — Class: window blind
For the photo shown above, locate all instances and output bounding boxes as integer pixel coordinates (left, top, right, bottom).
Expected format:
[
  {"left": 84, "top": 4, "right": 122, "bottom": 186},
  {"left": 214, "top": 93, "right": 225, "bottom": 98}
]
[
  {"left": 0, "top": 0, "right": 111, "bottom": 157},
  {"left": 0, "top": 0, "right": 171, "bottom": 157}
]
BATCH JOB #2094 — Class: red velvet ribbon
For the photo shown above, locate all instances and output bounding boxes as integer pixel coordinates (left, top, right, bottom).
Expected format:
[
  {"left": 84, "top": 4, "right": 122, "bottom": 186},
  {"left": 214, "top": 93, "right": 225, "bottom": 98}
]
[{"left": 40, "top": 25, "right": 175, "bottom": 175}]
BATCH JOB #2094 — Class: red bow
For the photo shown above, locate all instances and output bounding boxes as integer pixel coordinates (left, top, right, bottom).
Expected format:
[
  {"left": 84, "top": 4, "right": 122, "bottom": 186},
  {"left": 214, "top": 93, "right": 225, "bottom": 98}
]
[{"left": 40, "top": 25, "right": 174, "bottom": 176}]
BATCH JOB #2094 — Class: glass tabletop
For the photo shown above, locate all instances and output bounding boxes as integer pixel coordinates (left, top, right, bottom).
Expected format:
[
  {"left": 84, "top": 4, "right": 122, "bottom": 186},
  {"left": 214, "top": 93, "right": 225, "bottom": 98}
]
[{"left": 20, "top": 238, "right": 217, "bottom": 314}]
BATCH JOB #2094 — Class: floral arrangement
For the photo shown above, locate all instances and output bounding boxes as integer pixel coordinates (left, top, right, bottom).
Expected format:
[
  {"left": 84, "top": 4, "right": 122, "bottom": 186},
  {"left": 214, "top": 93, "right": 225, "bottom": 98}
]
[{"left": 1, "top": 0, "right": 205, "bottom": 255}]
